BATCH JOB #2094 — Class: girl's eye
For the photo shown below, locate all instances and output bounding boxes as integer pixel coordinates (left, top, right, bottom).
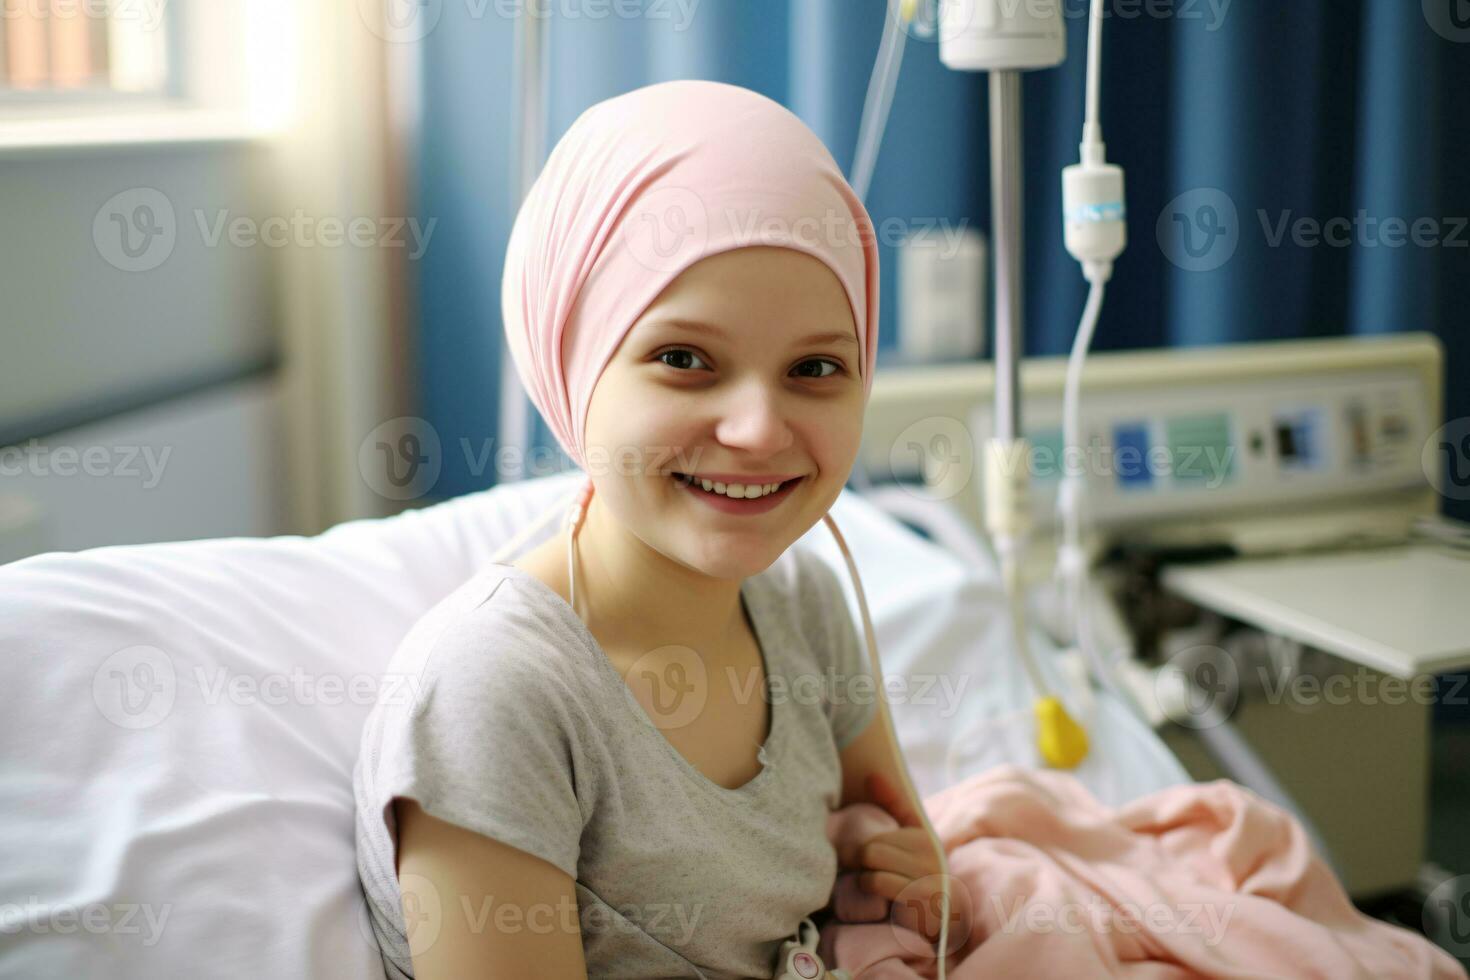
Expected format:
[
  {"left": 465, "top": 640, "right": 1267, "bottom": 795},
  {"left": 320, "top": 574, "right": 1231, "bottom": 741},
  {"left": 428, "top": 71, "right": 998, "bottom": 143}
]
[
  {"left": 792, "top": 358, "right": 842, "bottom": 379},
  {"left": 655, "top": 349, "right": 844, "bottom": 378},
  {"left": 657, "top": 349, "right": 711, "bottom": 371}
]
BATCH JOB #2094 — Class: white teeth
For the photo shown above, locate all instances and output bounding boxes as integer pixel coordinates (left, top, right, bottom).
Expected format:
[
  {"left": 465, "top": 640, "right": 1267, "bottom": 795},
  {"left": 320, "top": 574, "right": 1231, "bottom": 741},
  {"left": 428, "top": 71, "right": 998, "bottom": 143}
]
[{"left": 678, "top": 475, "right": 787, "bottom": 499}]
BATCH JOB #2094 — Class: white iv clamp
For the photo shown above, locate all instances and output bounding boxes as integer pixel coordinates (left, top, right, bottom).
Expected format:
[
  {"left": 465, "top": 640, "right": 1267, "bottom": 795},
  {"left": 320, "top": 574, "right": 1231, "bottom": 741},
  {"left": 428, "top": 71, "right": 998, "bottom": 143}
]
[{"left": 772, "top": 918, "right": 851, "bottom": 980}]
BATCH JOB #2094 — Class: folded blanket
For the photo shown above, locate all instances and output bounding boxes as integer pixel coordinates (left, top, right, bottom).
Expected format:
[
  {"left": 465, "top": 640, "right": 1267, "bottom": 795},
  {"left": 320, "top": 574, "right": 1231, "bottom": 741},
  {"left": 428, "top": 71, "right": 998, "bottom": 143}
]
[{"left": 819, "top": 765, "right": 1466, "bottom": 979}]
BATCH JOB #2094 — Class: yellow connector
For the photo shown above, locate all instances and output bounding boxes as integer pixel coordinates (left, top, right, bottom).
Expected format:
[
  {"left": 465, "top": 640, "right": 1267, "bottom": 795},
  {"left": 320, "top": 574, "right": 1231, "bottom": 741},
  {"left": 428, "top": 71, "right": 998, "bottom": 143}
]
[
  {"left": 899, "top": 0, "right": 919, "bottom": 23},
  {"left": 1035, "top": 695, "right": 1089, "bottom": 769}
]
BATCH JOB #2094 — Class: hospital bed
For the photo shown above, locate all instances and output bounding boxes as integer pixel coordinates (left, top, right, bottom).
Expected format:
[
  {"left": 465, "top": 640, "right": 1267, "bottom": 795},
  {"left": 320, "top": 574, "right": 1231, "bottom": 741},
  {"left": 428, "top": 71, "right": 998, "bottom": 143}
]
[{"left": 0, "top": 468, "right": 1186, "bottom": 978}]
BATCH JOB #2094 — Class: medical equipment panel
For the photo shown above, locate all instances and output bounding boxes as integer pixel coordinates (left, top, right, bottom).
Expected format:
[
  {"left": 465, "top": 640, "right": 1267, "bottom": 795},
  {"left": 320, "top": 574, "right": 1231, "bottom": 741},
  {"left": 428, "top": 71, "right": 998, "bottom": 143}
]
[{"left": 861, "top": 333, "right": 1442, "bottom": 553}]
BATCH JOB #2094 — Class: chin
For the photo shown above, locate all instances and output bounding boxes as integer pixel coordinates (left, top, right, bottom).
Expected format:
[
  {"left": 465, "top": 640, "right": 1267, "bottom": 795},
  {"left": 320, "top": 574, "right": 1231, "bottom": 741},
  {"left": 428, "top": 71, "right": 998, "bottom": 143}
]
[{"left": 678, "top": 541, "right": 788, "bottom": 582}]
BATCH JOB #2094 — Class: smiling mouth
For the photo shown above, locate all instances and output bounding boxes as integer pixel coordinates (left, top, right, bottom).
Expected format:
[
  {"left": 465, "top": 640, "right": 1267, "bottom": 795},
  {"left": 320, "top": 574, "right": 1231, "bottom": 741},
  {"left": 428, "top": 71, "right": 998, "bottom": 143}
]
[{"left": 670, "top": 472, "right": 803, "bottom": 499}]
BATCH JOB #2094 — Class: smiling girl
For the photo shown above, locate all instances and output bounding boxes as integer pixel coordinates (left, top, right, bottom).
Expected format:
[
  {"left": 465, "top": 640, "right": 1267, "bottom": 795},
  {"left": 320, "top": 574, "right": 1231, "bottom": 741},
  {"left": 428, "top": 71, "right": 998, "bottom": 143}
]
[{"left": 354, "top": 79, "right": 951, "bottom": 979}]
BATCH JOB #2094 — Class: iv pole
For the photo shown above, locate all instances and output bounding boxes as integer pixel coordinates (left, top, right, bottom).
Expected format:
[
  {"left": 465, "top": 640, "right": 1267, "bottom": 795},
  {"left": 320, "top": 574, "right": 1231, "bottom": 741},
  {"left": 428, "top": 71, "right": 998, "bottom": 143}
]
[{"left": 501, "top": 9, "right": 550, "bottom": 482}]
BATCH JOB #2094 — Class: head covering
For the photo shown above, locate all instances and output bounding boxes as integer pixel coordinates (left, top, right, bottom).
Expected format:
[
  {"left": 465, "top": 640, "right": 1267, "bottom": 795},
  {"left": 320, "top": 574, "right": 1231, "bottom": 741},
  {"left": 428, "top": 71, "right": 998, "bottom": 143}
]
[{"left": 500, "top": 79, "right": 880, "bottom": 471}]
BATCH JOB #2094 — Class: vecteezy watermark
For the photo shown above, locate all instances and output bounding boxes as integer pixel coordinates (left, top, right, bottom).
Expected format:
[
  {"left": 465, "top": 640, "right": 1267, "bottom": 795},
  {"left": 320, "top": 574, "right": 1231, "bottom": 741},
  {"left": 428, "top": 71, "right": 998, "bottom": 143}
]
[
  {"left": 890, "top": 874, "right": 973, "bottom": 958},
  {"left": 1000, "top": 439, "right": 1236, "bottom": 489},
  {"left": 93, "top": 188, "right": 177, "bottom": 273},
  {"left": 1007, "top": 0, "right": 1232, "bottom": 28},
  {"left": 622, "top": 645, "right": 709, "bottom": 731},
  {"left": 619, "top": 186, "right": 973, "bottom": 275},
  {"left": 1, "top": 0, "right": 168, "bottom": 32},
  {"left": 359, "top": 416, "right": 444, "bottom": 501},
  {"left": 1153, "top": 644, "right": 1240, "bottom": 729},
  {"left": 92, "top": 188, "right": 437, "bottom": 273},
  {"left": 1055, "top": 0, "right": 1232, "bottom": 29},
  {"left": 92, "top": 645, "right": 178, "bottom": 730},
  {"left": 193, "top": 210, "right": 437, "bottom": 260},
  {"left": 890, "top": 0, "right": 974, "bottom": 44},
  {"left": 1253, "top": 663, "right": 1451, "bottom": 713},
  {"left": 1153, "top": 642, "right": 1461, "bottom": 728},
  {"left": 1158, "top": 187, "right": 1469, "bottom": 272},
  {"left": 1423, "top": 0, "right": 1470, "bottom": 44},
  {"left": 888, "top": 416, "right": 976, "bottom": 501},
  {"left": 357, "top": 0, "right": 701, "bottom": 44},
  {"left": 616, "top": 650, "right": 977, "bottom": 730},
  {"left": 194, "top": 666, "right": 427, "bottom": 709},
  {"left": 0, "top": 899, "right": 172, "bottom": 946},
  {"left": 898, "top": 0, "right": 1232, "bottom": 46},
  {"left": 725, "top": 665, "right": 975, "bottom": 719},
  {"left": 1423, "top": 874, "right": 1470, "bottom": 957},
  {"left": 1157, "top": 188, "right": 1240, "bottom": 273},
  {"left": 1423, "top": 417, "right": 1470, "bottom": 502},
  {"left": 989, "top": 895, "right": 1236, "bottom": 946},
  {"left": 356, "top": 415, "right": 724, "bottom": 501},
  {"left": 1257, "top": 210, "right": 1469, "bottom": 251},
  {"left": 392, "top": 874, "right": 704, "bottom": 955},
  {"left": 0, "top": 439, "right": 171, "bottom": 488},
  {"left": 884, "top": 416, "right": 1237, "bottom": 502}
]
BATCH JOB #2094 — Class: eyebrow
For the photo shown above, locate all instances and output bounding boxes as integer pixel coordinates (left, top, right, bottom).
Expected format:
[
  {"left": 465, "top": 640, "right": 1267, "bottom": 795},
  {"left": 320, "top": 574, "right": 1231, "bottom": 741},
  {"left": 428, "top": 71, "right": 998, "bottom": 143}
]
[{"left": 656, "top": 318, "right": 859, "bottom": 350}]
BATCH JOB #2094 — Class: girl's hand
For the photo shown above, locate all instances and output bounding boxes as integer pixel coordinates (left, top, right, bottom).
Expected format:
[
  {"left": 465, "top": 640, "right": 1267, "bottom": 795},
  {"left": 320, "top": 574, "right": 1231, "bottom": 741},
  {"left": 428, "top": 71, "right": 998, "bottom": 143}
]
[{"left": 852, "top": 773, "right": 968, "bottom": 948}]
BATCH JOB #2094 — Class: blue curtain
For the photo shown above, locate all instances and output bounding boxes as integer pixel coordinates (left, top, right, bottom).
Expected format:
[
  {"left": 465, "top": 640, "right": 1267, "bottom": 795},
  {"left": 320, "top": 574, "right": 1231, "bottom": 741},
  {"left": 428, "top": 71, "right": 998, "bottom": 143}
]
[{"left": 412, "top": 0, "right": 1469, "bottom": 526}]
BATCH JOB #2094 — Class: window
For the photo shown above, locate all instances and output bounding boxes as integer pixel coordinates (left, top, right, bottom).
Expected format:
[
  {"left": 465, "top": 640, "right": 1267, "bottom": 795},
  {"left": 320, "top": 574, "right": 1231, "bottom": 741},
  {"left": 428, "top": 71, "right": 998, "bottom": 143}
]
[
  {"left": 0, "top": 0, "right": 298, "bottom": 148},
  {"left": 0, "top": 0, "right": 170, "bottom": 95}
]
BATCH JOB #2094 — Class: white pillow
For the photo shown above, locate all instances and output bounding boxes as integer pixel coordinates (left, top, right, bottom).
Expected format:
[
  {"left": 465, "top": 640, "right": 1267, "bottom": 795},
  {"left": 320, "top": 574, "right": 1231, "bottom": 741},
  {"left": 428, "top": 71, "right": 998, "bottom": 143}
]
[{"left": 0, "top": 471, "right": 586, "bottom": 979}]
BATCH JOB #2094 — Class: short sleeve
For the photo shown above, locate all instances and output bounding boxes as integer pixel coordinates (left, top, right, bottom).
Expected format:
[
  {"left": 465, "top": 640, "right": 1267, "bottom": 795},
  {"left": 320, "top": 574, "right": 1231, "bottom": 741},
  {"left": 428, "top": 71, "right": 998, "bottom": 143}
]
[
  {"left": 801, "top": 551, "right": 879, "bottom": 752},
  {"left": 376, "top": 614, "right": 594, "bottom": 879}
]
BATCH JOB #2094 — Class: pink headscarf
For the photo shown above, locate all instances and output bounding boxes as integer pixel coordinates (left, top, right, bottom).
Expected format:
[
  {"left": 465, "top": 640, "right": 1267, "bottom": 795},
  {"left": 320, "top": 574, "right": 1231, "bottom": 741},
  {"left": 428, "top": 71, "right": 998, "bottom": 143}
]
[{"left": 500, "top": 79, "right": 880, "bottom": 471}]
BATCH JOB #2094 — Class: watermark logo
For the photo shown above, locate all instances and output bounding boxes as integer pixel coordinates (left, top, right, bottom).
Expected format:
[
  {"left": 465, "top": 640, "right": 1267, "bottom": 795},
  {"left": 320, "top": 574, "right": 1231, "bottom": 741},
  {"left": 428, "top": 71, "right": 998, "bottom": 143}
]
[
  {"left": 1258, "top": 210, "right": 1468, "bottom": 251},
  {"left": 1423, "top": 874, "right": 1470, "bottom": 956},
  {"left": 0, "top": 899, "right": 172, "bottom": 946},
  {"left": 990, "top": 894, "right": 1236, "bottom": 946},
  {"left": 94, "top": 188, "right": 177, "bottom": 273},
  {"left": 890, "top": 875, "right": 973, "bottom": 958},
  {"left": 888, "top": 416, "right": 975, "bottom": 501},
  {"left": 1153, "top": 644, "right": 1239, "bottom": 729},
  {"left": 193, "top": 210, "right": 437, "bottom": 259},
  {"left": 93, "top": 645, "right": 178, "bottom": 730},
  {"left": 1423, "top": 418, "right": 1470, "bottom": 501},
  {"left": 1423, "top": 0, "right": 1470, "bottom": 43},
  {"left": 382, "top": 876, "right": 702, "bottom": 954},
  {"left": 1, "top": 0, "right": 168, "bottom": 32},
  {"left": 359, "top": 416, "right": 444, "bottom": 501},
  {"left": 93, "top": 190, "right": 437, "bottom": 272},
  {"left": 1159, "top": 189, "right": 1467, "bottom": 272},
  {"left": 894, "top": 0, "right": 974, "bottom": 44},
  {"left": 621, "top": 645, "right": 709, "bottom": 730},
  {"left": 623, "top": 187, "right": 710, "bottom": 274},
  {"left": 397, "top": 871, "right": 443, "bottom": 952},
  {"left": 358, "top": 0, "right": 445, "bottom": 43},
  {"left": 1157, "top": 188, "right": 1239, "bottom": 272},
  {"left": 0, "top": 440, "right": 171, "bottom": 488},
  {"left": 358, "top": 0, "right": 701, "bottom": 44}
]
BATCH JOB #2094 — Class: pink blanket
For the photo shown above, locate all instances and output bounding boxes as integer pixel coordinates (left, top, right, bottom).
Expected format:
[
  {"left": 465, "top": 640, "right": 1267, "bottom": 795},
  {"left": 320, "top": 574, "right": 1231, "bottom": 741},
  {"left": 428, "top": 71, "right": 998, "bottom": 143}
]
[{"left": 819, "top": 766, "right": 1465, "bottom": 979}]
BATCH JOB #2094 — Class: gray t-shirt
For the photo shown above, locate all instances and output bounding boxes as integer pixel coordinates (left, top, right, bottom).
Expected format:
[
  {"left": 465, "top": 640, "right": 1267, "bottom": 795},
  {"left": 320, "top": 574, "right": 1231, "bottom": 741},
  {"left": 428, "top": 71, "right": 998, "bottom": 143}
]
[{"left": 353, "top": 546, "right": 877, "bottom": 979}]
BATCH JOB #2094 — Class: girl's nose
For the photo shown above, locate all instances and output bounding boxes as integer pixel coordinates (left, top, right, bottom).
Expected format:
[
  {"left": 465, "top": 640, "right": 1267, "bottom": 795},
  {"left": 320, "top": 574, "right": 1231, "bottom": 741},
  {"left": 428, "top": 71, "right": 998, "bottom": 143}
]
[{"left": 711, "top": 382, "right": 794, "bottom": 459}]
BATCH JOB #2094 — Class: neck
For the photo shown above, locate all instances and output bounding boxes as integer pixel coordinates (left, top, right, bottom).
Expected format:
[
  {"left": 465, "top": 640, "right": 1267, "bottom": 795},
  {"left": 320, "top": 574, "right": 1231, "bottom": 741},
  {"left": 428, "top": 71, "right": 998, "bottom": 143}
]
[{"left": 570, "top": 489, "right": 748, "bottom": 659}]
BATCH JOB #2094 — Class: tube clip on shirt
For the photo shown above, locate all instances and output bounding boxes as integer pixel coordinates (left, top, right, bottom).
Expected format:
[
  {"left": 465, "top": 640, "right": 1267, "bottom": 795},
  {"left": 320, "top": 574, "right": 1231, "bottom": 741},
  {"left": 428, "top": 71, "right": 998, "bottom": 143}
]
[{"left": 773, "top": 917, "right": 849, "bottom": 980}]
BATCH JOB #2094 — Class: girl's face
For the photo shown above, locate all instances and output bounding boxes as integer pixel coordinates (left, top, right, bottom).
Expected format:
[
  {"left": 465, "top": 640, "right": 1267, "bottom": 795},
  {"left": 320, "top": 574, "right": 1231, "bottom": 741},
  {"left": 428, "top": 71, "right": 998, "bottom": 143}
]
[{"left": 583, "top": 245, "right": 866, "bottom": 581}]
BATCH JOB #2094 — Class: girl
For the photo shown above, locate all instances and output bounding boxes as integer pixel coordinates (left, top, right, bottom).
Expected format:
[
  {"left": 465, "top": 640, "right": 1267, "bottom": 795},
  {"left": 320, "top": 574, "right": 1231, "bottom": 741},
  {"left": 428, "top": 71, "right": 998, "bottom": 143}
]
[{"left": 354, "top": 79, "right": 952, "bottom": 979}]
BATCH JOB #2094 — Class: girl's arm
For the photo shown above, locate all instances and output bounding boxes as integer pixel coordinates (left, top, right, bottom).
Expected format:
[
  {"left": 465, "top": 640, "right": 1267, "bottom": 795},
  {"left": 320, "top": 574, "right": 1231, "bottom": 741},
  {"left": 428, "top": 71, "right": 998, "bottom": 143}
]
[
  {"left": 836, "top": 707, "right": 965, "bottom": 946},
  {"left": 394, "top": 798, "right": 590, "bottom": 979},
  {"left": 836, "top": 698, "right": 922, "bottom": 819}
]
